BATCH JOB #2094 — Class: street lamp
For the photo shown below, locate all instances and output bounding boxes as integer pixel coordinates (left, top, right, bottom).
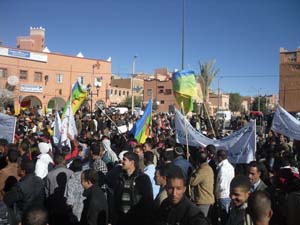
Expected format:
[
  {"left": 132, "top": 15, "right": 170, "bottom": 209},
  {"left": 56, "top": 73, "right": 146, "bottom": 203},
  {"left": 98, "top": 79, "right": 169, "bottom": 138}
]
[
  {"left": 87, "top": 84, "right": 100, "bottom": 115},
  {"left": 131, "top": 55, "right": 137, "bottom": 115}
]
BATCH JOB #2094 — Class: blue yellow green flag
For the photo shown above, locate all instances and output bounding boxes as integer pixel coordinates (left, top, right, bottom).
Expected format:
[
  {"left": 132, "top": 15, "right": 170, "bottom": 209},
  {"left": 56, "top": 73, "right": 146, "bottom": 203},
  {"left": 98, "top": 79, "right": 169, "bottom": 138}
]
[{"left": 172, "top": 70, "right": 197, "bottom": 114}]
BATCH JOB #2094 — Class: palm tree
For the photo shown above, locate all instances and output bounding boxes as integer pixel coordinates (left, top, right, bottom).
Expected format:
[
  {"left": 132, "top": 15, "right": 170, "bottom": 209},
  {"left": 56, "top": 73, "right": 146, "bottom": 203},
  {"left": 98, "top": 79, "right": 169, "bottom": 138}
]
[{"left": 197, "top": 60, "right": 220, "bottom": 103}]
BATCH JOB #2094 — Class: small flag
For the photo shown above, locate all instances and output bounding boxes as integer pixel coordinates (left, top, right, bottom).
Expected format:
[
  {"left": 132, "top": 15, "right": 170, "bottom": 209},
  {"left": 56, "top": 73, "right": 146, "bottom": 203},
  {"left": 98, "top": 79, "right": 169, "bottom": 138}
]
[
  {"left": 61, "top": 102, "right": 78, "bottom": 148},
  {"left": 129, "top": 98, "right": 152, "bottom": 144}
]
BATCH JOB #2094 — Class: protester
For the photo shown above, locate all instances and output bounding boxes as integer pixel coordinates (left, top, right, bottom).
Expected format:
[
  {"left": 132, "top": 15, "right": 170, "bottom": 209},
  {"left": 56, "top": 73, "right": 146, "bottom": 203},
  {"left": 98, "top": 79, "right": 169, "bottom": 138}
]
[
  {"left": 247, "top": 191, "right": 272, "bottom": 225},
  {"left": 80, "top": 169, "right": 108, "bottom": 225},
  {"left": 153, "top": 164, "right": 169, "bottom": 210},
  {"left": 4, "top": 160, "right": 45, "bottom": 223},
  {"left": 144, "top": 151, "right": 160, "bottom": 198},
  {"left": 154, "top": 165, "right": 209, "bottom": 225},
  {"left": 189, "top": 148, "right": 215, "bottom": 217},
  {"left": 226, "top": 175, "right": 252, "bottom": 225},
  {"left": 247, "top": 161, "right": 268, "bottom": 192},
  {"left": 113, "top": 151, "right": 153, "bottom": 225}
]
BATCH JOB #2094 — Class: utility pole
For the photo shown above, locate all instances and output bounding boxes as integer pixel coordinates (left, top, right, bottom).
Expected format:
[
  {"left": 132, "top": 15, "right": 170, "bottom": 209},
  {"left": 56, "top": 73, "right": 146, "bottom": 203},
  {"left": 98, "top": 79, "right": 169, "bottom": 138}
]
[
  {"left": 181, "top": 0, "right": 185, "bottom": 70},
  {"left": 131, "top": 56, "right": 137, "bottom": 115}
]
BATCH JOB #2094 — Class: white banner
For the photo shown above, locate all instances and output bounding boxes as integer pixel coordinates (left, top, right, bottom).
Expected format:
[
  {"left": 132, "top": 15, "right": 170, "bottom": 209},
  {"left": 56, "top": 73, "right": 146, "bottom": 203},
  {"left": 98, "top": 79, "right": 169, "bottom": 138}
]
[
  {"left": 0, "top": 113, "right": 16, "bottom": 143},
  {"left": 175, "top": 109, "right": 256, "bottom": 164},
  {"left": 271, "top": 105, "right": 300, "bottom": 140}
]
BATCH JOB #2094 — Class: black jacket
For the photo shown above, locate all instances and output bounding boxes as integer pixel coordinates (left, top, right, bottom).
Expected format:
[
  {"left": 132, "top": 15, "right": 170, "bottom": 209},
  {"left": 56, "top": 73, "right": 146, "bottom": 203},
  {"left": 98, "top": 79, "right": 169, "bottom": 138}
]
[
  {"left": 80, "top": 184, "right": 108, "bottom": 225},
  {"left": 154, "top": 196, "right": 209, "bottom": 225},
  {"left": 113, "top": 169, "right": 153, "bottom": 225},
  {"left": 4, "top": 173, "right": 45, "bottom": 220}
]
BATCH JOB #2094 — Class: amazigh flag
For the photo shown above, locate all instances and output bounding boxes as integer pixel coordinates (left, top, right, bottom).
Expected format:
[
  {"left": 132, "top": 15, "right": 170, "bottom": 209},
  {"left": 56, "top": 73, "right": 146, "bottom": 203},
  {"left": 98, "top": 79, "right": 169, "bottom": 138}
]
[
  {"left": 129, "top": 98, "right": 152, "bottom": 144},
  {"left": 62, "top": 80, "right": 87, "bottom": 118},
  {"left": 172, "top": 70, "right": 197, "bottom": 114}
]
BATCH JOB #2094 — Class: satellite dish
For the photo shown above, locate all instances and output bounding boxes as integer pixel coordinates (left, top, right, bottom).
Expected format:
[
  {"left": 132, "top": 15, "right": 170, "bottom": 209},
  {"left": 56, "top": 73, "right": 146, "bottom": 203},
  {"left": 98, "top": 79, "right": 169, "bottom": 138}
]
[{"left": 6, "top": 75, "right": 19, "bottom": 91}]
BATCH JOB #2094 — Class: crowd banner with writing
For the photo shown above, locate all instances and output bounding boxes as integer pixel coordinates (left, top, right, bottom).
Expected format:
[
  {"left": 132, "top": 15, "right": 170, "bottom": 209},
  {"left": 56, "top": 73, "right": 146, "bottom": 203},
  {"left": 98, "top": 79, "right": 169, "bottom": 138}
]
[
  {"left": 271, "top": 105, "right": 300, "bottom": 140},
  {"left": 175, "top": 109, "right": 256, "bottom": 164},
  {"left": 0, "top": 113, "right": 16, "bottom": 143}
]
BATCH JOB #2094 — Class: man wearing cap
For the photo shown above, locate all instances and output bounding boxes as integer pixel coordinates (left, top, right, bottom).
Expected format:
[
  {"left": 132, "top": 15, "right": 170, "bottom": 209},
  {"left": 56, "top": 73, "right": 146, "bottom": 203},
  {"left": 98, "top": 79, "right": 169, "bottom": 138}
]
[{"left": 113, "top": 151, "right": 153, "bottom": 225}]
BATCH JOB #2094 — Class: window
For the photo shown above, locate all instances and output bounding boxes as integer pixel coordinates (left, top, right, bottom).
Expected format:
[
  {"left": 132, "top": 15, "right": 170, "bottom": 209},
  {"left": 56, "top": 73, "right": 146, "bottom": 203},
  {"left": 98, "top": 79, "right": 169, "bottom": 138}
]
[
  {"left": 158, "top": 86, "right": 164, "bottom": 94},
  {"left": 115, "top": 90, "right": 117, "bottom": 95},
  {"left": 34, "top": 72, "right": 42, "bottom": 82},
  {"left": 160, "top": 100, "right": 165, "bottom": 104},
  {"left": 147, "top": 89, "right": 152, "bottom": 96},
  {"left": 119, "top": 90, "right": 121, "bottom": 96},
  {"left": 56, "top": 74, "right": 63, "bottom": 84},
  {"left": 288, "top": 53, "right": 297, "bottom": 62},
  {"left": 20, "top": 70, "right": 28, "bottom": 80},
  {"left": 165, "top": 89, "right": 172, "bottom": 95},
  {"left": 127, "top": 91, "right": 129, "bottom": 96},
  {"left": 111, "top": 89, "right": 113, "bottom": 95},
  {"left": 123, "top": 91, "right": 125, "bottom": 95},
  {"left": 291, "top": 65, "right": 300, "bottom": 70},
  {"left": 0, "top": 68, "right": 8, "bottom": 78}
]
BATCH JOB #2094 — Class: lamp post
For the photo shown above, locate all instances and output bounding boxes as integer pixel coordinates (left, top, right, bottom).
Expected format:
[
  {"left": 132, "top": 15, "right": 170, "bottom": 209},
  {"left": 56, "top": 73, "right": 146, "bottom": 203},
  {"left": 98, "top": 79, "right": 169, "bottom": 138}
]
[
  {"left": 131, "top": 56, "right": 137, "bottom": 115},
  {"left": 87, "top": 84, "right": 100, "bottom": 115}
]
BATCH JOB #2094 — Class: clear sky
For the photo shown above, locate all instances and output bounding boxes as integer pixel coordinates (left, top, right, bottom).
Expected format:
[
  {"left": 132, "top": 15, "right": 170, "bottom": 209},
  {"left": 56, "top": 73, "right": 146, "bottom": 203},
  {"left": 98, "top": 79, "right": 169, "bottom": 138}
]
[{"left": 0, "top": 0, "right": 299, "bottom": 96}]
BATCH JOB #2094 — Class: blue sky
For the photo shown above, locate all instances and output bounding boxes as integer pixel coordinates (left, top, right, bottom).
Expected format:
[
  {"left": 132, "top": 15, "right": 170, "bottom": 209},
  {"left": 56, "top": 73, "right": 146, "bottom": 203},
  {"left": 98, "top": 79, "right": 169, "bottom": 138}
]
[{"left": 1, "top": 0, "right": 299, "bottom": 96}]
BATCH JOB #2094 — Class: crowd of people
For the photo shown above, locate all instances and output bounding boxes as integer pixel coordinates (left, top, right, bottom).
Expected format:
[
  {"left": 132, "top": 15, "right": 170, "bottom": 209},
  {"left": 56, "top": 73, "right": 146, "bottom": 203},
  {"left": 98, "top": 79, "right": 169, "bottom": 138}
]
[{"left": 0, "top": 106, "right": 299, "bottom": 225}]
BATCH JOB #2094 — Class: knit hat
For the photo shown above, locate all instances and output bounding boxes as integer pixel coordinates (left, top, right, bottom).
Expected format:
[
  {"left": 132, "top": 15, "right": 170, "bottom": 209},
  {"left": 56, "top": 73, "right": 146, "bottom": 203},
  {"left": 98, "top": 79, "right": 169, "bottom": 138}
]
[{"left": 38, "top": 142, "right": 51, "bottom": 154}]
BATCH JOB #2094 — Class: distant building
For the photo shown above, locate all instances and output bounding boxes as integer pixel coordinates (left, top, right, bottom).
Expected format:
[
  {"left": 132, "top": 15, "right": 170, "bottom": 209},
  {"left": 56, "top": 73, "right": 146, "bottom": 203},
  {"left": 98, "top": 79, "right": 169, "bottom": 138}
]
[
  {"left": 279, "top": 47, "right": 300, "bottom": 112},
  {"left": 208, "top": 91, "right": 229, "bottom": 113},
  {"left": 0, "top": 27, "right": 111, "bottom": 113},
  {"left": 265, "top": 94, "right": 277, "bottom": 112},
  {"left": 109, "top": 75, "right": 144, "bottom": 106}
]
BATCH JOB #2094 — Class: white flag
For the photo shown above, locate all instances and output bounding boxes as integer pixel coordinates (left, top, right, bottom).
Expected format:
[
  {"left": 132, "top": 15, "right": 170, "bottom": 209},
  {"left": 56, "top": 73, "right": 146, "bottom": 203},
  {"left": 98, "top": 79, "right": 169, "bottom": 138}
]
[
  {"left": 61, "top": 103, "right": 78, "bottom": 147},
  {"left": 53, "top": 111, "right": 62, "bottom": 145},
  {"left": 175, "top": 108, "right": 256, "bottom": 164},
  {"left": 271, "top": 105, "right": 300, "bottom": 140}
]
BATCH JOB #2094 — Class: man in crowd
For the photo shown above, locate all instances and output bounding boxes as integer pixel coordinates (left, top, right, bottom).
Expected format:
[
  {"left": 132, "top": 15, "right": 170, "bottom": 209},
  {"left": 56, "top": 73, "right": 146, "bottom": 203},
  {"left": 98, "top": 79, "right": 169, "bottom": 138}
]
[
  {"left": 4, "top": 161, "right": 45, "bottom": 223},
  {"left": 215, "top": 149, "right": 235, "bottom": 224},
  {"left": 113, "top": 152, "right": 153, "bottom": 225},
  {"left": 45, "top": 153, "right": 74, "bottom": 225},
  {"left": 80, "top": 169, "right": 108, "bottom": 225},
  {"left": 172, "top": 146, "right": 192, "bottom": 181},
  {"left": 153, "top": 164, "right": 169, "bottom": 210},
  {"left": 0, "top": 147, "right": 20, "bottom": 200},
  {"left": 226, "top": 175, "right": 252, "bottom": 225},
  {"left": 247, "top": 191, "right": 272, "bottom": 225},
  {"left": 247, "top": 161, "right": 268, "bottom": 192},
  {"left": 144, "top": 151, "right": 160, "bottom": 198},
  {"left": 134, "top": 145, "right": 145, "bottom": 171},
  {"left": 155, "top": 165, "right": 209, "bottom": 225},
  {"left": 189, "top": 148, "right": 215, "bottom": 217}
]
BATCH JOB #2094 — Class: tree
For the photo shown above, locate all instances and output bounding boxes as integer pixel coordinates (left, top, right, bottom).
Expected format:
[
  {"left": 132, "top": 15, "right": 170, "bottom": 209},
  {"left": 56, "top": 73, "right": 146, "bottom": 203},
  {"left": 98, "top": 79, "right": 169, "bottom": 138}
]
[
  {"left": 252, "top": 96, "right": 267, "bottom": 113},
  {"left": 197, "top": 60, "right": 220, "bottom": 103},
  {"left": 121, "top": 96, "right": 143, "bottom": 109},
  {"left": 229, "top": 93, "right": 243, "bottom": 112}
]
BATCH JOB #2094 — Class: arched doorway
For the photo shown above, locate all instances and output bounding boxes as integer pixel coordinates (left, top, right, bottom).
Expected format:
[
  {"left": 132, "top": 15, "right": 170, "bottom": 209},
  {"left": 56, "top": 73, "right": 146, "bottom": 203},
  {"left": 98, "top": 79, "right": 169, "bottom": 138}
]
[
  {"left": 20, "top": 96, "right": 42, "bottom": 109},
  {"left": 48, "top": 97, "right": 66, "bottom": 112}
]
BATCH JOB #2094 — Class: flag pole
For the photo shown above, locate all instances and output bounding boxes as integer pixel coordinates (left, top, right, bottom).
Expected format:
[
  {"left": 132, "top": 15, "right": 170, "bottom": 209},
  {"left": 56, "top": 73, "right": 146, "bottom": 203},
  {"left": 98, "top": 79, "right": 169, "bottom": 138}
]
[
  {"left": 95, "top": 102, "right": 128, "bottom": 141},
  {"left": 181, "top": 101, "right": 190, "bottom": 160}
]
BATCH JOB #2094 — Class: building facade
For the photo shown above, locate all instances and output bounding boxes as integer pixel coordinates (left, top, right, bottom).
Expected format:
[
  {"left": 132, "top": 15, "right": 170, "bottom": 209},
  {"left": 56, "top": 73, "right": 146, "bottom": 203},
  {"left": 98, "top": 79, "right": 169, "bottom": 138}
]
[
  {"left": 208, "top": 91, "right": 229, "bottom": 113},
  {"left": 279, "top": 47, "right": 300, "bottom": 112},
  {"left": 0, "top": 27, "right": 111, "bottom": 114}
]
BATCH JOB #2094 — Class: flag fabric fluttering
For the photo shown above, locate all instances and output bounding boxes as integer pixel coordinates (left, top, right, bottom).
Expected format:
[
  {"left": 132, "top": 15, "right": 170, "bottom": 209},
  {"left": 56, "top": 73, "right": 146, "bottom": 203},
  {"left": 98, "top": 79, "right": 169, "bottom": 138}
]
[
  {"left": 172, "top": 70, "right": 197, "bottom": 114},
  {"left": 129, "top": 98, "right": 152, "bottom": 144},
  {"left": 61, "top": 100, "right": 78, "bottom": 148},
  {"left": 62, "top": 80, "right": 87, "bottom": 118},
  {"left": 53, "top": 111, "right": 62, "bottom": 145}
]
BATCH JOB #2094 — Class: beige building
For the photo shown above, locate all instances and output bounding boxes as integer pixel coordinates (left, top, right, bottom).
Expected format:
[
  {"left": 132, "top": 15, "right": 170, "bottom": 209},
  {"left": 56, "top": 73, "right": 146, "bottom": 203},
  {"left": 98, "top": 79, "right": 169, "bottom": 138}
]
[
  {"left": 0, "top": 27, "right": 111, "bottom": 113},
  {"left": 208, "top": 91, "right": 229, "bottom": 113},
  {"left": 279, "top": 47, "right": 300, "bottom": 112},
  {"left": 109, "top": 75, "right": 144, "bottom": 105}
]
